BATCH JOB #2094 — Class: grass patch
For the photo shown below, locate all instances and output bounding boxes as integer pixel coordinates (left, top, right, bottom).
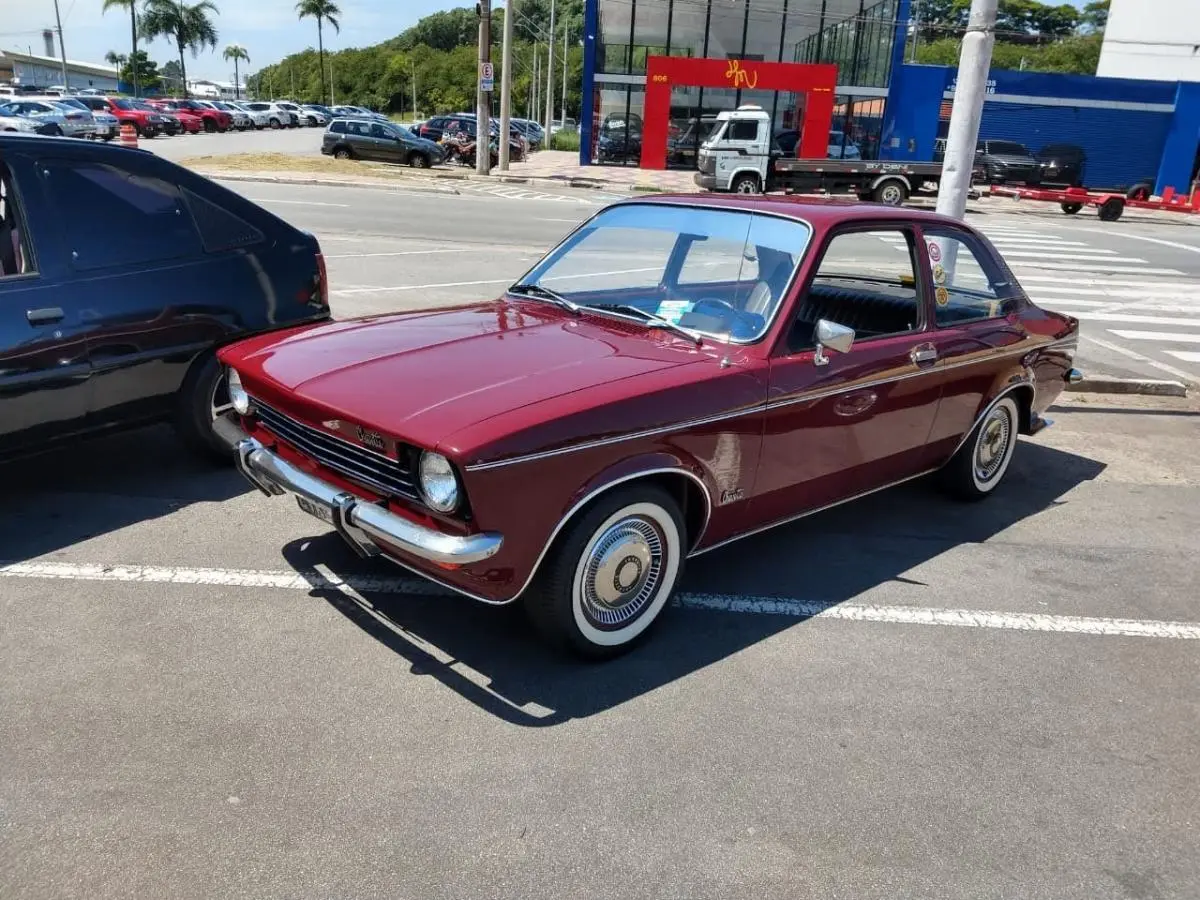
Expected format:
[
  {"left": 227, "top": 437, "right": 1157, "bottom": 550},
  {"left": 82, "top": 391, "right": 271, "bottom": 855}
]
[
  {"left": 176, "top": 152, "right": 471, "bottom": 182},
  {"left": 549, "top": 131, "right": 581, "bottom": 152}
]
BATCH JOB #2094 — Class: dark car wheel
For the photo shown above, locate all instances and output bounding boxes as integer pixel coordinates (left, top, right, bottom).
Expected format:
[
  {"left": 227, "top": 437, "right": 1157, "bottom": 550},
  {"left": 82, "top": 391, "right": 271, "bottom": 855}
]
[
  {"left": 175, "top": 352, "right": 234, "bottom": 463},
  {"left": 938, "top": 396, "right": 1020, "bottom": 502},
  {"left": 524, "top": 485, "right": 686, "bottom": 659},
  {"left": 1061, "top": 202, "right": 1083, "bottom": 215},
  {"left": 1126, "top": 182, "right": 1152, "bottom": 202},
  {"left": 408, "top": 151, "right": 431, "bottom": 169},
  {"left": 333, "top": 147, "right": 353, "bottom": 160},
  {"left": 270, "top": 117, "right": 281, "bottom": 129},
  {"left": 203, "top": 119, "right": 217, "bottom": 133},
  {"left": 48, "top": 125, "right": 64, "bottom": 137}
]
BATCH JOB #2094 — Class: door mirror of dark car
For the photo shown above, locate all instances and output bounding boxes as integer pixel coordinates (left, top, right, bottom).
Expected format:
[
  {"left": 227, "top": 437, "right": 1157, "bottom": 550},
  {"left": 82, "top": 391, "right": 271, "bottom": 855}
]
[{"left": 813, "top": 319, "right": 855, "bottom": 366}]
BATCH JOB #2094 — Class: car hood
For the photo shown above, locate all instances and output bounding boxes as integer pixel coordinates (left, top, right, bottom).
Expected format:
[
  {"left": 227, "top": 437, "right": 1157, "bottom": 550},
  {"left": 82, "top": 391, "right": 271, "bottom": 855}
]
[{"left": 226, "top": 301, "right": 709, "bottom": 454}]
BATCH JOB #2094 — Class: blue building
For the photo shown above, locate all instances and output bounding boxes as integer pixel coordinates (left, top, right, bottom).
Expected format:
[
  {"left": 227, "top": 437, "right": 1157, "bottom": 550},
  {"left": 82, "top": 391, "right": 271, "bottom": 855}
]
[{"left": 579, "top": 0, "right": 1200, "bottom": 195}]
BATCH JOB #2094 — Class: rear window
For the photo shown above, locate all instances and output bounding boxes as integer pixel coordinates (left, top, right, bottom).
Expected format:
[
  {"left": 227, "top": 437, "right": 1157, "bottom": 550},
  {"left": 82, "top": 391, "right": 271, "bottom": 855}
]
[
  {"left": 44, "top": 161, "right": 202, "bottom": 270},
  {"left": 181, "top": 187, "right": 265, "bottom": 254},
  {"left": 986, "top": 142, "right": 1029, "bottom": 156},
  {"left": 329, "top": 120, "right": 346, "bottom": 133}
]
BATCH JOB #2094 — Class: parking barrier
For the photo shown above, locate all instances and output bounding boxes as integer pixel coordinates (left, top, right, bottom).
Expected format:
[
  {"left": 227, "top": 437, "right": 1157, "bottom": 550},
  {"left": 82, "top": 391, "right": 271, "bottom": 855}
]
[{"left": 119, "top": 123, "right": 138, "bottom": 149}]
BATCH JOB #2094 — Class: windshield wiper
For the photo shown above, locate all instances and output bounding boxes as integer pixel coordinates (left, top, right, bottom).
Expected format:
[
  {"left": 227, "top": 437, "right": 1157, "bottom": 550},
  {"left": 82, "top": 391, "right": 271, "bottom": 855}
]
[
  {"left": 601, "top": 304, "right": 703, "bottom": 345},
  {"left": 509, "top": 282, "right": 580, "bottom": 314}
]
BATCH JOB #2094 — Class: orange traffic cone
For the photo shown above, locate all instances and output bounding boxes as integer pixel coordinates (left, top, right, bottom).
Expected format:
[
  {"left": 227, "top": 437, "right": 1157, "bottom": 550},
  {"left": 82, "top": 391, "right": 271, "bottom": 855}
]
[{"left": 119, "top": 123, "right": 138, "bottom": 149}]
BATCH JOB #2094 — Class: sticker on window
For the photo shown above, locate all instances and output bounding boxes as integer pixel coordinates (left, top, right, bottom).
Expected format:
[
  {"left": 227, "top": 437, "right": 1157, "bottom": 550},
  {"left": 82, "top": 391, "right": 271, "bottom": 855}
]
[
  {"left": 933, "top": 264, "right": 946, "bottom": 284},
  {"left": 936, "top": 286, "right": 950, "bottom": 306},
  {"left": 656, "top": 299, "right": 694, "bottom": 324},
  {"left": 928, "top": 241, "right": 942, "bottom": 263}
]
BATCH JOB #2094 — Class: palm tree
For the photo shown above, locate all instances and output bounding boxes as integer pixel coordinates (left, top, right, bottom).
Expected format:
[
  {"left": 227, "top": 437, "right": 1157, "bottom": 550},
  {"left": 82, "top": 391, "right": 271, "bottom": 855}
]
[
  {"left": 101, "top": 0, "right": 140, "bottom": 96},
  {"left": 140, "top": 0, "right": 219, "bottom": 100},
  {"left": 223, "top": 44, "right": 250, "bottom": 99},
  {"left": 296, "top": 0, "right": 340, "bottom": 106},
  {"left": 104, "top": 50, "right": 127, "bottom": 67}
]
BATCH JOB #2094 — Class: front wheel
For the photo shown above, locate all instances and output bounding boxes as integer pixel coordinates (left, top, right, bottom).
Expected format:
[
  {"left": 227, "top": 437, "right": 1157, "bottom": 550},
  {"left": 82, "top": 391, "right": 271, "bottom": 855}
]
[
  {"left": 1061, "top": 202, "right": 1083, "bottom": 215},
  {"left": 175, "top": 352, "right": 234, "bottom": 464},
  {"left": 937, "top": 396, "right": 1020, "bottom": 502},
  {"left": 731, "top": 173, "right": 761, "bottom": 194},
  {"left": 524, "top": 486, "right": 686, "bottom": 659},
  {"left": 408, "top": 151, "right": 430, "bottom": 168},
  {"left": 873, "top": 179, "right": 909, "bottom": 206}
]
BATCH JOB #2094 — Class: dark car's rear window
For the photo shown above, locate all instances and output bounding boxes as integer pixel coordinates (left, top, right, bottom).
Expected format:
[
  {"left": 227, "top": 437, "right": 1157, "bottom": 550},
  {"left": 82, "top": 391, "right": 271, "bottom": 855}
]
[
  {"left": 182, "top": 187, "right": 265, "bottom": 254},
  {"left": 986, "top": 142, "right": 1030, "bottom": 156},
  {"left": 329, "top": 120, "right": 346, "bottom": 133}
]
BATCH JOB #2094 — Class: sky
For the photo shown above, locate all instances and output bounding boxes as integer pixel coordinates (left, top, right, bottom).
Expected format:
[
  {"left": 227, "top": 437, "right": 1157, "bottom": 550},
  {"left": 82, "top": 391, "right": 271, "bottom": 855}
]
[{"left": 3, "top": 0, "right": 1089, "bottom": 84}]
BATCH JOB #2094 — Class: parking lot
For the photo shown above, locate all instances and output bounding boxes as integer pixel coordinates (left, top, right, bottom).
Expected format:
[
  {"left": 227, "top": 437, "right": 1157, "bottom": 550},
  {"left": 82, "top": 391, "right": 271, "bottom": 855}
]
[{"left": 2, "top": 176, "right": 1199, "bottom": 900}]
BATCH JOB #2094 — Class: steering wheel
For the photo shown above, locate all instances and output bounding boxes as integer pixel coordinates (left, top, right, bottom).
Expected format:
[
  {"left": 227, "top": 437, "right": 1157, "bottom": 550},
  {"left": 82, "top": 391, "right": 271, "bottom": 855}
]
[{"left": 691, "top": 297, "right": 739, "bottom": 317}]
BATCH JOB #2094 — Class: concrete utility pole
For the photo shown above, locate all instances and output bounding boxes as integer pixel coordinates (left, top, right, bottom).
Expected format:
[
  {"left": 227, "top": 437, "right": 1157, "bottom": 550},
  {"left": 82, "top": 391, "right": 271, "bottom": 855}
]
[
  {"left": 935, "top": 0, "right": 998, "bottom": 222},
  {"left": 411, "top": 59, "right": 418, "bottom": 118},
  {"left": 52, "top": 0, "right": 69, "bottom": 91},
  {"left": 531, "top": 46, "right": 538, "bottom": 120},
  {"left": 560, "top": 16, "right": 567, "bottom": 125},
  {"left": 476, "top": 0, "right": 492, "bottom": 175},
  {"left": 498, "top": 0, "right": 515, "bottom": 170},
  {"left": 543, "top": 0, "right": 555, "bottom": 136}
]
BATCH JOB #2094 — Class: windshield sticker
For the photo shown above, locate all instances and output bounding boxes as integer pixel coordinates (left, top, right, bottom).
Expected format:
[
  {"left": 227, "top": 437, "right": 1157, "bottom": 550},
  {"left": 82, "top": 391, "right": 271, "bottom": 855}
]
[
  {"left": 928, "top": 241, "right": 942, "bottom": 263},
  {"left": 936, "top": 287, "right": 950, "bottom": 307},
  {"left": 933, "top": 264, "right": 946, "bottom": 284},
  {"left": 656, "top": 299, "right": 694, "bottom": 325}
]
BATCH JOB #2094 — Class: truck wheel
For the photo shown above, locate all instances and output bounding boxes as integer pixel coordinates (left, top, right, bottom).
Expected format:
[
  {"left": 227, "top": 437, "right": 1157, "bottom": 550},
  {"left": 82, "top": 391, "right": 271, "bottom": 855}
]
[
  {"left": 731, "top": 173, "right": 761, "bottom": 194},
  {"left": 1098, "top": 197, "right": 1125, "bottom": 222},
  {"left": 1126, "top": 182, "right": 1152, "bottom": 201},
  {"left": 873, "top": 179, "right": 909, "bottom": 206},
  {"left": 1061, "top": 202, "right": 1083, "bottom": 215}
]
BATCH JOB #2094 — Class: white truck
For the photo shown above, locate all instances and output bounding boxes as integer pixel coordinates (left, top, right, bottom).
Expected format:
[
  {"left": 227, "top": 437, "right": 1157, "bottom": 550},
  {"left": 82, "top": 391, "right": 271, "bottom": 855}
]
[{"left": 695, "top": 105, "right": 959, "bottom": 205}]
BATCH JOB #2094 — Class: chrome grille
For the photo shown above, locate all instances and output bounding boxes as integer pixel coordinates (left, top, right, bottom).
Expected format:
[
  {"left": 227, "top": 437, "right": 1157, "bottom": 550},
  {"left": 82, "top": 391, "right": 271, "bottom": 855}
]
[{"left": 253, "top": 400, "right": 419, "bottom": 502}]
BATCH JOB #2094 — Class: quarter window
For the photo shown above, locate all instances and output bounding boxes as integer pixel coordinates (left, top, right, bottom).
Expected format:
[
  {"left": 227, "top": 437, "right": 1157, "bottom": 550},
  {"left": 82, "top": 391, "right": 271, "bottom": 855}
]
[
  {"left": 43, "top": 162, "right": 202, "bottom": 270},
  {"left": 923, "top": 227, "right": 1021, "bottom": 325}
]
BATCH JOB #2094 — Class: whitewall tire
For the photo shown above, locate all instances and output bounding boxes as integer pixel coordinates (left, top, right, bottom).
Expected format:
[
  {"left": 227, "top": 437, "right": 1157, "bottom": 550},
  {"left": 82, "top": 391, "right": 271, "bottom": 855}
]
[
  {"left": 525, "top": 486, "right": 685, "bottom": 659},
  {"left": 939, "top": 396, "right": 1020, "bottom": 501}
]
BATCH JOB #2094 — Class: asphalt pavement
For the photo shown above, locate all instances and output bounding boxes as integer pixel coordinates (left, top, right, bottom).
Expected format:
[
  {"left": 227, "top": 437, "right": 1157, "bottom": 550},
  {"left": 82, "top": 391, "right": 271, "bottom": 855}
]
[{"left": 2, "top": 396, "right": 1197, "bottom": 899}]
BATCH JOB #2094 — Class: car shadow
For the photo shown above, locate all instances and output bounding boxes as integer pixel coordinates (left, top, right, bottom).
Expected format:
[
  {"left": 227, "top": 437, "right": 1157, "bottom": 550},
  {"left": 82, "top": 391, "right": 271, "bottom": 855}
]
[
  {"left": 279, "top": 440, "right": 1107, "bottom": 728},
  {"left": 0, "top": 424, "right": 250, "bottom": 560}
]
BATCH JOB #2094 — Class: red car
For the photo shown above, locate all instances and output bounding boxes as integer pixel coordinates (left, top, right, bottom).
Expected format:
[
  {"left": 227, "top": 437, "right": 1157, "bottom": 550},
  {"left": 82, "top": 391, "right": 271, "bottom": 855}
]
[
  {"left": 147, "top": 98, "right": 231, "bottom": 133},
  {"left": 215, "top": 196, "right": 1081, "bottom": 658},
  {"left": 77, "top": 96, "right": 166, "bottom": 137}
]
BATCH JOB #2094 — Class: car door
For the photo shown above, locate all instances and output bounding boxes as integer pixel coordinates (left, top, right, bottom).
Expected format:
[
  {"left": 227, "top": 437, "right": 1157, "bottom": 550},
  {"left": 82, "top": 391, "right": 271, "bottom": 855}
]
[
  {"left": 917, "top": 224, "right": 1032, "bottom": 464},
  {"left": 369, "top": 122, "right": 402, "bottom": 162},
  {"left": 754, "top": 223, "right": 944, "bottom": 526},
  {"left": 36, "top": 151, "right": 230, "bottom": 429},
  {"left": 0, "top": 154, "right": 93, "bottom": 456}
]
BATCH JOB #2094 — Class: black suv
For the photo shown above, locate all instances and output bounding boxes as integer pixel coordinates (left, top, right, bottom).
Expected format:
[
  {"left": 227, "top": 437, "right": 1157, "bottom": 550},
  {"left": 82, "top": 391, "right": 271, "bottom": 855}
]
[
  {"left": 322, "top": 118, "right": 445, "bottom": 167},
  {"left": 0, "top": 134, "right": 330, "bottom": 462}
]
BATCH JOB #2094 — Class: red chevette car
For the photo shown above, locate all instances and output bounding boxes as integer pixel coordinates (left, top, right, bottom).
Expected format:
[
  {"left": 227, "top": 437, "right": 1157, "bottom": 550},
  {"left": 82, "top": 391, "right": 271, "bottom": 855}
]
[{"left": 214, "top": 196, "right": 1081, "bottom": 658}]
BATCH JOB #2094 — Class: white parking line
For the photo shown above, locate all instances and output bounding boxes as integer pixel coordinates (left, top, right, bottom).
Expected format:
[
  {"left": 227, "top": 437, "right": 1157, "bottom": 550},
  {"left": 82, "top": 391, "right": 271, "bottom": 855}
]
[
  {"left": 1078, "top": 335, "right": 1198, "bottom": 383},
  {"left": 1108, "top": 330, "right": 1200, "bottom": 344},
  {"left": 242, "top": 198, "right": 350, "bottom": 207},
  {"left": 2, "top": 561, "right": 1198, "bottom": 640},
  {"left": 325, "top": 249, "right": 472, "bottom": 259},
  {"left": 1076, "top": 312, "right": 1200, "bottom": 327}
]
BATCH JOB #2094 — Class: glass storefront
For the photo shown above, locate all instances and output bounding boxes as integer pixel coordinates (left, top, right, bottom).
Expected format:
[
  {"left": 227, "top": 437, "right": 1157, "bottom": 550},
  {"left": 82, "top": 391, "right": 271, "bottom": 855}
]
[{"left": 590, "top": 0, "right": 902, "bottom": 166}]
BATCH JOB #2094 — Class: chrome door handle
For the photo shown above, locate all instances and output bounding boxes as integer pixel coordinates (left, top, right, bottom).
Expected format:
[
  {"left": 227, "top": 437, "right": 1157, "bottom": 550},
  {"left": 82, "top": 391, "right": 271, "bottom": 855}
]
[{"left": 911, "top": 347, "right": 938, "bottom": 365}]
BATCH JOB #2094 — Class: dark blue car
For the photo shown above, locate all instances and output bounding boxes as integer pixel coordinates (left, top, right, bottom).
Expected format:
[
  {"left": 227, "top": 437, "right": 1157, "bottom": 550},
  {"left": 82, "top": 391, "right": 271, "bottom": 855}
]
[{"left": 0, "top": 133, "right": 331, "bottom": 462}]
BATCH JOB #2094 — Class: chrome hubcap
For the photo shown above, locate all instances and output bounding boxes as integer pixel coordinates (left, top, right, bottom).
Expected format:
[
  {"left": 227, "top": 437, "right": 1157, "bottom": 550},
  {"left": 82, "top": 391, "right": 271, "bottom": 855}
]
[
  {"left": 579, "top": 517, "right": 665, "bottom": 629},
  {"left": 883, "top": 186, "right": 901, "bottom": 203},
  {"left": 975, "top": 407, "right": 1012, "bottom": 482}
]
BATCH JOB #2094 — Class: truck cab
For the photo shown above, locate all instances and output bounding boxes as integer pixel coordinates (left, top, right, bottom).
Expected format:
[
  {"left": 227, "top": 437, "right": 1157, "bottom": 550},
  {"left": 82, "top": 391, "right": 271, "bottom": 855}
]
[{"left": 695, "top": 105, "right": 773, "bottom": 194}]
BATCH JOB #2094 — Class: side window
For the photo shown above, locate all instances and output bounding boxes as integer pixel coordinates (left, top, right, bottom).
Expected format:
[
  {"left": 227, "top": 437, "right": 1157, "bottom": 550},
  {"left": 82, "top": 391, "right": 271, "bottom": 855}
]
[
  {"left": 727, "top": 119, "right": 758, "bottom": 141},
  {"left": 329, "top": 120, "right": 345, "bottom": 134},
  {"left": 42, "top": 161, "right": 201, "bottom": 270},
  {"left": 792, "top": 229, "right": 920, "bottom": 348},
  {"left": 0, "top": 164, "right": 36, "bottom": 277},
  {"left": 923, "top": 228, "right": 1020, "bottom": 325},
  {"left": 369, "top": 123, "right": 389, "bottom": 138}
]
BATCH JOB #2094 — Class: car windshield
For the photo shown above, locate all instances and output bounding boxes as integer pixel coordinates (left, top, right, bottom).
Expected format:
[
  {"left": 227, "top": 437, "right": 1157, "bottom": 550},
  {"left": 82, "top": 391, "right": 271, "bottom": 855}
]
[
  {"left": 132, "top": 100, "right": 157, "bottom": 111},
  {"left": 111, "top": 99, "right": 133, "bottom": 110},
  {"left": 513, "top": 204, "right": 810, "bottom": 343}
]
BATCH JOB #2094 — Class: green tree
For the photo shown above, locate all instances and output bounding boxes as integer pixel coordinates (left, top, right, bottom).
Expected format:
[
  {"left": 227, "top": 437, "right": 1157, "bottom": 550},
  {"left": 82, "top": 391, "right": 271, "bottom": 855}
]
[
  {"left": 104, "top": 50, "right": 127, "bottom": 67},
  {"left": 161, "top": 58, "right": 183, "bottom": 96},
  {"left": 101, "top": 0, "right": 141, "bottom": 96},
  {"left": 388, "top": 7, "right": 476, "bottom": 52},
  {"left": 1079, "top": 0, "right": 1110, "bottom": 34},
  {"left": 296, "top": 0, "right": 340, "bottom": 107},
  {"left": 118, "top": 50, "right": 161, "bottom": 92},
  {"left": 223, "top": 43, "right": 250, "bottom": 99},
  {"left": 140, "top": 0, "right": 220, "bottom": 99}
]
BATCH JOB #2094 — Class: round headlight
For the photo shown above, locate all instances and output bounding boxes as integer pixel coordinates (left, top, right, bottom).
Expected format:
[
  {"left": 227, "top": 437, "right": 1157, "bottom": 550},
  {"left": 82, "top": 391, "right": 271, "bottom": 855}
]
[
  {"left": 419, "top": 451, "right": 460, "bottom": 513},
  {"left": 227, "top": 368, "right": 251, "bottom": 415}
]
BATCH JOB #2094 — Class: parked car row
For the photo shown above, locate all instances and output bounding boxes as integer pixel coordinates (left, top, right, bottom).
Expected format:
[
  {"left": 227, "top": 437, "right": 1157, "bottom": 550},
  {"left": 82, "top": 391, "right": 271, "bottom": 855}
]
[{"left": 321, "top": 112, "right": 547, "bottom": 170}]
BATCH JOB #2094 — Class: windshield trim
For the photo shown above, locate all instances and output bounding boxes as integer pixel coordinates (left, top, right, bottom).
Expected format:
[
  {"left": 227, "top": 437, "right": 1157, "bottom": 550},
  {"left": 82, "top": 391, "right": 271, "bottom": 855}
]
[{"left": 506, "top": 200, "right": 814, "bottom": 346}]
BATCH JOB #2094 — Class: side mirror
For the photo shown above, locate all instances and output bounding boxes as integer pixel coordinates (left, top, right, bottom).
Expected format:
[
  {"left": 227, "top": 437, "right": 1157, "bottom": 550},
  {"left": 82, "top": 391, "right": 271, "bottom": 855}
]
[{"left": 813, "top": 319, "right": 855, "bottom": 366}]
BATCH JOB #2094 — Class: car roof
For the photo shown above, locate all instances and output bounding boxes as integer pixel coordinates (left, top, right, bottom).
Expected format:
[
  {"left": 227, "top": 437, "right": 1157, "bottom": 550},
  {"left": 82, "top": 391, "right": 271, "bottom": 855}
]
[{"left": 620, "top": 193, "right": 985, "bottom": 231}]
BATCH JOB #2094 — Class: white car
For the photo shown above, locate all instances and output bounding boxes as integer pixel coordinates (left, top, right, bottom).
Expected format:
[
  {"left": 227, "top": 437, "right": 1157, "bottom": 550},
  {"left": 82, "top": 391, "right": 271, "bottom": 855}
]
[
  {"left": 0, "top": 111, "right": 50, "bottom": 134},
  {"left": 299, "top": 105, "right": 329, "bottom": 126},
  {"left": 0, "top": 99, "right": 92, "bottom": 137},
  {"left": 242, "top": 101, "right": 297, "bottom": 129},
  {"left": 196, "top": 99, "right": 253, "bottom": 131},
  {"left": 228, "top": 101, "right": 272, "bottom": 129},
  {"left": 272, "top": 101, "right": 307, "bottom": 125},
  {"left": 51, "top": 96, "right": 115, "bottom": 140}
]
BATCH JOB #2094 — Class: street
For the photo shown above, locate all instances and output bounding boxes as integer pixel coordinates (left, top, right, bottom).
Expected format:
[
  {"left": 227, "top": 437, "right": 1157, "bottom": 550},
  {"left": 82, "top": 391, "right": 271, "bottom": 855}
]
[
  {"left": 2, "top": 177, "right": 1199, "bottom": 899},
  {"left": 221, "top": 177, "right": 1200, "bottom": 386}
]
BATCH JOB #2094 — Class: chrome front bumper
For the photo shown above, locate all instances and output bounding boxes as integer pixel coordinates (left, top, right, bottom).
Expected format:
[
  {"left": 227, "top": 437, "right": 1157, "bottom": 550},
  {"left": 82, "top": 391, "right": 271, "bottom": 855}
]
[{"left": 215, "top": 416, "right": 503, "bottom": 566}]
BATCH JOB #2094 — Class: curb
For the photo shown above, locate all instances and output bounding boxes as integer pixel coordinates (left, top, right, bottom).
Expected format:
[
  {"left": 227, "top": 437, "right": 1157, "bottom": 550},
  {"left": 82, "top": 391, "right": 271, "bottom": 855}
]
[
  {"left": 1066, "top": 377, "right": 1189, "bottom": 398},
  {"left": 197, "top": 171, "right": 465, "bottom": 195}
]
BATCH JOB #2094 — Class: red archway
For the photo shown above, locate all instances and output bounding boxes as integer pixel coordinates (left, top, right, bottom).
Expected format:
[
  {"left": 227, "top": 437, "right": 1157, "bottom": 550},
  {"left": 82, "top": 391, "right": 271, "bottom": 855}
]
[{"left": 640, "top": 56, "right": 839, "bottom": 170}]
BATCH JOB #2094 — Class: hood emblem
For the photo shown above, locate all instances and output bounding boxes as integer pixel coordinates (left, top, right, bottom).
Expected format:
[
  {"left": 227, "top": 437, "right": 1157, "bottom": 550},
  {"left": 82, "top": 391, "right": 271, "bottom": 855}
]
[
  {"left": 322, "top": 419, "right": 341, "bottom": 430},
  {"left": 355, "top": 425, "right": 386, "bottom": 451}
]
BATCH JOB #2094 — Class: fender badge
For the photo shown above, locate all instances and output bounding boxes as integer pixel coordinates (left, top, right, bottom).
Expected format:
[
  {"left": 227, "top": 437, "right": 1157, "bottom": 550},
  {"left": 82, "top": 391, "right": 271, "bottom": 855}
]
[{"left": 355, "top": 425, "right": 386, "bottom": 452}]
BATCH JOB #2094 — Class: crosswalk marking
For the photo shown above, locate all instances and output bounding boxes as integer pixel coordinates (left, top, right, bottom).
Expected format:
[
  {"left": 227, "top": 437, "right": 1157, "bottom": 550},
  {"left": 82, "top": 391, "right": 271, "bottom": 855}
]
[
  {"left": 1165, "top": 350, "right": 1200, "bottom": 363},
  {"left": 1109, "top": 330, "right": 1200, "bottom": 344},
  {"left": 1011, "top": 262, "right": 1185, "bottom": 276},
  {"left": 1077, "top": 312, "right": 1200, "bottom": 327},
  {"left": 1000, "top": 250, "right": 1145, "bottom": 263}
]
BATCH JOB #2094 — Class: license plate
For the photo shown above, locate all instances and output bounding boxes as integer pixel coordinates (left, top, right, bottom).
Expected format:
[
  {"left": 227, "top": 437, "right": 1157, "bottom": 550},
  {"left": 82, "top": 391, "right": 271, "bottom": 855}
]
[{"left": 296, "top": 495, "right": 334, "bottom": 524}]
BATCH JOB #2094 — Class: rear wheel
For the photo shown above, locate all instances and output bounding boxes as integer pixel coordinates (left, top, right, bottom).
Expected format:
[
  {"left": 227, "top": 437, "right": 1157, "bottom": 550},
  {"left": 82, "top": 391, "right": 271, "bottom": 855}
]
[
  {"left": 269, "top": 117, "right": 281, "bottom": 129},
  {"left": 333, "top": 146, "right": 353, "bottom": 160},
  {"left": 873, "top": 179, "right": 909, "bottom": 206},
  {"left": 1126, "top": 182, "right": 1152, "bottom": 202},
  {"left": 48, "top": 124, "right": 64, "bottom": 137},
  {"left": 175, "top": 352, "right": 234, "bottom": 464},
  {"left": 937, "top": 396, "right": 1020, "bottom": 501},
  {"left": 1098, "top": 197, "right": 1125, "bottom": 222},
  {"left": 203, "top": 118, "right": 217, "bottom": 133},
  {"left": 524, "top": 485, "right": 686, "bottom": 659},
  {"left": 408, "top": 151, "right": 431, "bottom": 168}
]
